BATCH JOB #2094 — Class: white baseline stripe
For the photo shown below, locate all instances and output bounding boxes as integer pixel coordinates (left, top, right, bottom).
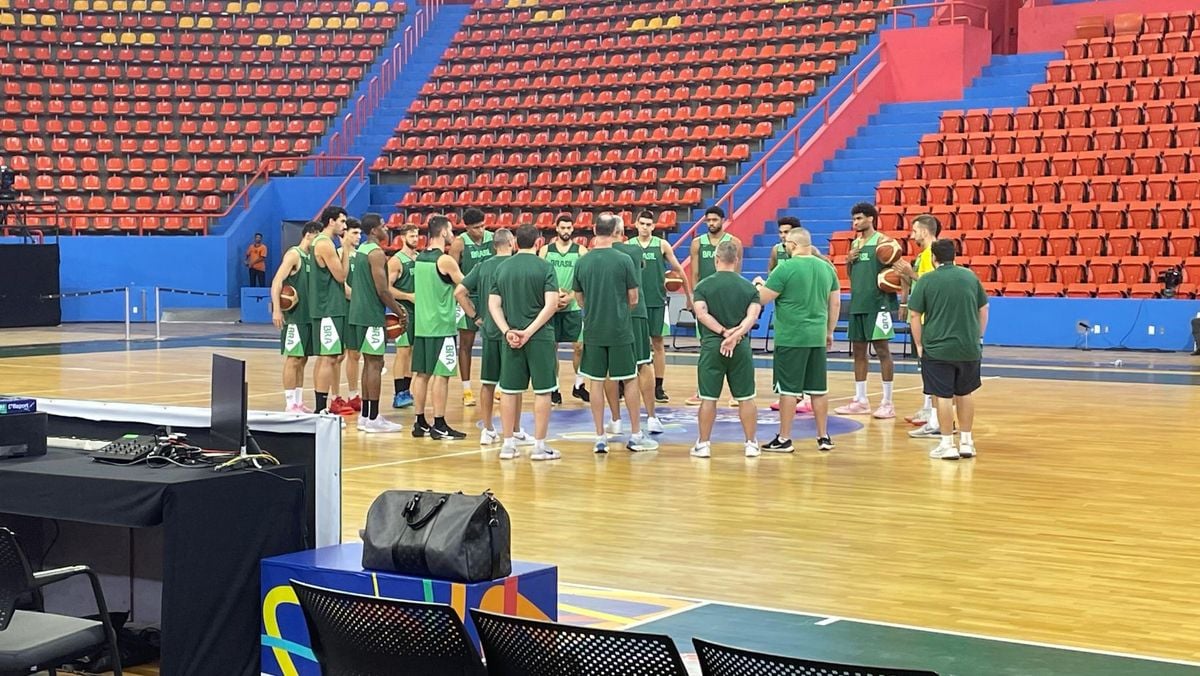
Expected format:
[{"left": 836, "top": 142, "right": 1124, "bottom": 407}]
[
  {"left": 344, "top": 448, "right": 491, "bottom": 472},
  {"left": 623, "top": 601, "right": 711, "bottom": 630}
]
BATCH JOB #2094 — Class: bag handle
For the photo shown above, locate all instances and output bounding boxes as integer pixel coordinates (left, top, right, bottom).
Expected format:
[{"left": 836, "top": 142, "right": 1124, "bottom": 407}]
[{"left": 403, "top": 494, "right": 448, "bottom": 530}]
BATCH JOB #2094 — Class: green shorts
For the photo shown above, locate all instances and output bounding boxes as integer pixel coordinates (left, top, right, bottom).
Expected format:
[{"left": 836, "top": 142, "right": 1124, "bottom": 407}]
[
  {"left": 698, "top": 340, "right": 756, "bottom": 401},
  {"left": 579, "top": 343, "right": 637, "bottom": 382},
  {"left": 455, "top": 300, "right": 478, "bottom": 332},
  {"left": 773, "top": 346, "right": 828, "bottom": 397},
  {"left": 499, "top": 339, "right": 558, "bottom": 394},
  {"left": 479, "top": 337, "right": 502, "bottom": 386},
  {"left": 648, "top": 305, "right": 671, "bottom": 338},
  {"left": 280, "top": 321, "right": 314, "bottom": 358},
  {"left": 395, "top": 302, "right": 415, "bottom": 348},
  {"left": 312, "top": 316, "right": 346, "bottom": 356},
  {"left": 848, "top": 311, "right": 896, "bottom": 343},
  {"left": 551, "top": 310, "right": 582, "bottom": 344},
  {"left": 412, "top": 335, "right": 458, "bottom": 377},
  {"left": 632, "top": 317, "right": 652, "bottom": 365},
  {"left": 348, "top": 323, "right": 387, "bottom": 356}
]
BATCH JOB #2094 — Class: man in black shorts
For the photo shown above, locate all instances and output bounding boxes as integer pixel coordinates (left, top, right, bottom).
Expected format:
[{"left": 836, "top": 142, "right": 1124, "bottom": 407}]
[{"left": 908, "top": 239, "right": 989, "bottom": 460}]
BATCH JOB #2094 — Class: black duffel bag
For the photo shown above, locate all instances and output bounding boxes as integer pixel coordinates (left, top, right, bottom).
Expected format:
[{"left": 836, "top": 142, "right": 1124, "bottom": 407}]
[{"left": 361, "top": 490, "right": 511, "bottom": 583}]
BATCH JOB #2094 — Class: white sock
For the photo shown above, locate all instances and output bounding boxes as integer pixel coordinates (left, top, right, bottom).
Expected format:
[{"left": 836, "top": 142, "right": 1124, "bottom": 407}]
[
  {"left": 294, "top": 387, "right": 305, "bottom": 404},
  {"left": 928, "top": 407, "right": 940, "bottom": 429},
  {"left": 882, "top": 382, "right": 893, "bottom": 403},
  {"left": 854, "top": 381, "right": 867, "bottom": 401},
  {"left": 574, "top": 375, "right": 585, "bottom": 387},
  {"left": 596, "top": 435, "right": 606, "bottom": 445},
  {"left": 923, "top": 394, "right": 933, "bottom": 409},
  {"left": 648, "top": 416, "right": 659, "bottom": 425},
  {"left": 285, "top": 390, "right": 296, "bottom": 406},
  {"left": 961, "top": 431, "right": 973, "bottom": 445},
  {"left": 535, "top": 438, "right": 547, "bottom": 450},
  {"left": 941, "top": 434, "right": 955, "bottom": 447},
  {"left": 464, "top": 380, "right": 473, "bottom": 391}
]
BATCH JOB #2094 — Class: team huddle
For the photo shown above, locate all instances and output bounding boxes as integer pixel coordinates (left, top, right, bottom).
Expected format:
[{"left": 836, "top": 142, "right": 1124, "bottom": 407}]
[{"left": 270, "top": 201, "right": 988, "bottom": 461}]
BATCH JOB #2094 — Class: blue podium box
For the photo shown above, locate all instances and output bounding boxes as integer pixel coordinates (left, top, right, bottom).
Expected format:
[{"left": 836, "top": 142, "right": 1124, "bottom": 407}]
[
  {"left": 261, "top": 542, "right": 558, "bottom": 676},
  {"left": 240, "top": 287, "right": 272, "bottom": 324}
]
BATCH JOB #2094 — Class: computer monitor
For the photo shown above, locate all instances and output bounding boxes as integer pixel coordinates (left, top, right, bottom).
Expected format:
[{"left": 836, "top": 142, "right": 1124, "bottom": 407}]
[{"left": 210, "top": 354, "right": 248, "bottom": 454}]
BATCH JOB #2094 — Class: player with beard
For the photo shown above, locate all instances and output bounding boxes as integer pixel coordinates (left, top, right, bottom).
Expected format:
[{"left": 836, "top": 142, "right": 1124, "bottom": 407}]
[
  {"left": 271, "top": 220, "right": 321, "bottom": 412},
  {"left": 387, "top": 224, "right": 419, "bottom": 409},
  {"left": 449, "top": 207, "right": 494, "bottom": 408},
  {"left": 685, "top": 206, "right": 741, "bottom": 406},
  {"left": 539, "top": 213, "right": 589, "bottom": 404}
]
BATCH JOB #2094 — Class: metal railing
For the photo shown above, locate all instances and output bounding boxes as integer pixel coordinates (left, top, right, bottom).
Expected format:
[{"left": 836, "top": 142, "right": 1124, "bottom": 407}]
[
  {"left": 886, "top": 0, "right": 990, "bottom": 29},
  {"left": 153, "top": 287, "right": 226, "bottom": 341},
  {"left": 60, "top": 287, "right": 133, "bottom": 340}
]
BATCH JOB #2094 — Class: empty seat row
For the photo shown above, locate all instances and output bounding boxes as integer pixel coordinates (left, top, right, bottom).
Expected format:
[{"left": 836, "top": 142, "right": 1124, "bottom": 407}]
[
  {"left": 879, "top": 176, "right": 1200, "bottom": 206},
  {"left": 378, "top": 143, "right": 752, "bottom": 172},
  {"left": 830, "top": 228, "right": 1200, "bottom": 258},
  {"left": 957, "top": 255, "right": 1198, "bottom": 285},
  {"left": 938, "top": 100, "right": 1199, "bottom": 133},
  {"left": 1065, "top": 31, "right": 1196, "bottom": 60},
  {"left": 1046, "top": 52, "right": 1200, "bottom": 82},
  {"left": 899, "top": 153, "right": 1196, "bottom": 181},
  {"left": 399, "top": 186, "right": 706, "bottom": 209},
  {"left": 385, "top": 208, "right": 679, "bottom": 230},
  {"left": 1029, "top": 75, "right": 1200, "bottom": 106},
  {"left": 875, "top": 203, "right": 1200, "bottom": 231},
  {"left": 410, "top": 166, "right": 727, "bottom": 191},
  {"left": 401, "top": 102, "right": 794, "bottom": 134}
]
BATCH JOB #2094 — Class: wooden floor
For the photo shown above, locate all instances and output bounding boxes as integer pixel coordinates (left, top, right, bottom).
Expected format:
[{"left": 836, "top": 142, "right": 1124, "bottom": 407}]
[{"left": 3, "top": 325, "right": 1200, "bottom": 668}]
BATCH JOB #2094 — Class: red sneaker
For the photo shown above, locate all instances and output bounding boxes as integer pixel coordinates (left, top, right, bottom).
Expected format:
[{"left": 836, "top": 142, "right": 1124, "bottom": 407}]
[
  {"left": 347, "top": 395, "right": 362, "bottom": 412},
  {"left": 329, "top": 397, "right": 356, "bottom": 416}
]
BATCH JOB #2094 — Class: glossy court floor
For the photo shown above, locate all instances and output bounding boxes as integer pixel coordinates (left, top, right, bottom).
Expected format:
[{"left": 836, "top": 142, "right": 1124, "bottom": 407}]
[{"left": 2, "top": 323, "right": 1199, "bottom": 675}]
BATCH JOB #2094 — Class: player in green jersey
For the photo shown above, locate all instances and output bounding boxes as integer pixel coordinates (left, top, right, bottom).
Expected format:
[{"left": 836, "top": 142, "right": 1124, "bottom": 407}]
[
  {"left": 539, "top": 213, "right": 589, "bottom": 405},
  {"left": 386, "top": 224, "right": 419, "bottom": 409},
  {"left": 412, "top": 215, "right": 469, "bottom": 440},
  {"left": 449, "top": 207, "right": 494, "bottom": 408},
  {"left": 766, "top": 216, "right": 814, "bottom": 417},
  {"left": 339, "top": 218, "right": 363, "bottom": 415},
  {"left": 308, "top": 206, "right": 349, "bottom": 415},
  {"left": 633, "top": 210, "right": 692, "bottom": 403},
  {"left": 613, "top": 217, "right": 664, "bottom": 436},
  {"left": 270, "top": 220, "right": 321, "bottom": 413},
  {"left": 685, "top": 205, "right": 742, "bottom": 406}
]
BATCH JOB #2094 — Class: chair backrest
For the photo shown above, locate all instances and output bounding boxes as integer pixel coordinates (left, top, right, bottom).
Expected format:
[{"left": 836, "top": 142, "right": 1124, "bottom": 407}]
[
  {"left": 471, "top": 608, "right": 689, "bottom": 676},
  {"left": 693, "top": 638, "right": 940, "bottom": 676},
  {"left": 0, "top": 527, "right": 36, "bottom": 632},
  {"left": 289, "top": 580, "right": 485, "bottom": 676}
]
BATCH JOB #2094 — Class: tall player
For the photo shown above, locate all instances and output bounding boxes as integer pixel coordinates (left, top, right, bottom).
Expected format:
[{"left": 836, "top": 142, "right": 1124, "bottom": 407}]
[
  {"left": 899, "top": 214, "right": 943, "bottom": 437},
  {"left": 835, "top": 202, "right": 899, "bottom": 419},
  {"left": 271, "top": 220, "right": 321, "bottom": 413},
  {"left": 308, "top": 206, "right": 349, "bottom": 415},
  {"left": 449, "top": 207, "right": 494, "bottom": 408},
  {"left": 457, "top": 228, "right": 515, "bottom": 445},
  {"left": 340, "top": 218, "right": 363, "bottom": 415},
  {"left": 347, "top": 213, "right": 407, "bottom": 433},
  {"left": 387, "top": 224, "right": 419, "bottom": 409},
  {"left": 539, "top": 213, "right": 589, "bottom": 404},
  {"left": 767, "top": 216, "right": 812, "bottom": 416},
  {"left": 686, "top": 206, "right": 741, "bottom": 406},
  {"left": 412, "top": 215, "right": 468, "bottom": 440},
  {"left": 614, "top": 217, "right": 664, "bottom": 435},
  {"left": 632, "top": 210, "right": 692, "bottom": 404}
]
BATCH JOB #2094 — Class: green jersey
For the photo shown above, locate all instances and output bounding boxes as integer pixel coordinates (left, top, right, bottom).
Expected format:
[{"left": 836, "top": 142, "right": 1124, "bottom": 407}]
[
  {"left": 765, "top": 256, "right": 840, "bottom": 348},
  {"left": 414, "top": 249, "right": 456, "bottom": 337},
  {"left": 392, "top": 249, "right": 415, "bottom": 321},
  {"left": 907, "top": 263, "right": 988, "bottom": 361},
  {"left": 696, "top": 231, "right": 733, "bottom": 282},
  {"left": 636, "top": 236, "right": 667, "bottom": 308},
  {"left": 347, "top": 242, "right": 385, "bottom": 327},
  {"left": 283, "top": 246, "right": 311, "bottom": 323},
  {"left": 543, "top": 241, "right": 581, "bottom": 313},
  {"left": 308, "top": 233, "right": 347, "bottom": 319},
  {"left": 573, "top": 247, "right": 638, "bottom": 347},
  {"left": 614, "top": 241, "right": 647, "bottom": 319},
  {"left": 773, "top": 242, "right": 791, "bottom": 267},
  {"left": 460, "top": 254, "right": 509, "bottom": 342},
  {"left": 692, "top": 271, "right": 759, "bottom": 347},
  {"left": 458, "top": 231, "right": 495, "bottom": 284},
  {"left": 490, "top": 252, "right": 557, "bottom": 343},
  {"left": 849, "top": 231, "right": 899, "bottom": 314}
]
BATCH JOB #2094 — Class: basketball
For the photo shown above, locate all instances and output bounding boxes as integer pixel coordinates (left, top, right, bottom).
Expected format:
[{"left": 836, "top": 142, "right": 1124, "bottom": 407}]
[
  {"left": 385, "top": 309, "right": 408, "bottom": 341},
  {"left": 279, "top": 284, "right": 298, "bottom": 312},
  {"left": 875, "top": 238, "right": 903, "bottom": 266},
  {"left": 877, "top": 268, "right": 904, "bottom": 294},
  {"left": 665, "top": 274, "right": 685, "bottom": 293}
]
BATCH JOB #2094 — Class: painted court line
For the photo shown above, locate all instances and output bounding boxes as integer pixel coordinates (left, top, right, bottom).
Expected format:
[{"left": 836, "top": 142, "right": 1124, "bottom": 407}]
[
  {"left": 561, "top": 582, "right": 1200, "bottom": 668},
  {"left": 623, "top": 601, "right": 711, "bottom": 630},
  {"left": 343, "top": 448, "right": 491, "bottom": 472},
  {"left": 815, "top": 616, "right": 841, "bottom": 626}
]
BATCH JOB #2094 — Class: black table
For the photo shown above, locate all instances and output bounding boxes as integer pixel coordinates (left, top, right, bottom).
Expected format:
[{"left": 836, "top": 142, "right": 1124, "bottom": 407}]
[{"left": 0, "top": 449, "right": 306, "bottom": 676}]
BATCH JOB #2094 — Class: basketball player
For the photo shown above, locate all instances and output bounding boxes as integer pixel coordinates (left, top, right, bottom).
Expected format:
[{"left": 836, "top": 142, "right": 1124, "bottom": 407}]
[
  {"left": 457, "top": 228, "right": 514, "bottom": 444},
  {"left": 573, "top": 213, "right": 659, "bottom": 453},
  {"left": 754, "top": 228, "right": 841, "bottom": 452},
  {"left": 347, "top": 213, "right": 407, "bottom": 433},
  {"left": 766, "top": 216, "right": 813, "bottom": 416},
  {"left": 308, "top": 206, "right": 349, "bottom": 415},
  {"left": 449, "top": 207, "right": 494, "bottom": 408},
  {"left": 686, "top": 206, "right": 741, "bottom": 406},
  {"left": 340, "top": 218, "right": 363, "bottom": 415},
  {"left": 539, "top": 213, "right": 589, "bottom": 404},
  {"left": 690, "top": 240, "right": 761, "bottom": 458},
  {"left": 899, "top": 214, "right": 942, "bottom": 436},
  {"left": 387, "top": 224, "right": 419, "bottom": 409},
  {"left": 614, "top": 217, "right": 664, "bottom": 435},
  {"left": 411, "top": 215, "right": 468, "bottom": 440},
  {"left": 907, "top": 239, "right": 988, "bottom": 459},
  {"left": 633, "top": 210, "right": 692, "bottom": 404},
  {"left": 489, "top": 224, "right": 562, "bottom": 460},
  {"left": 271, "top": 220, "right": 321, "bottom": 413},
  {"left": 835, "top": 202, "right": 899, "bottom": 419}
]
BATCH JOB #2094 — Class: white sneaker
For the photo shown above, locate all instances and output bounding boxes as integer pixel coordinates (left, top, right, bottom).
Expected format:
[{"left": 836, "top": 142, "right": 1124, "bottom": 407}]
[
  {"left": 690, "top": 442, "right": 711, "bottom": 458},
  {"left": 356, "top": 416, "right": 368, "bottom": 432},
  {"left": 498, "top": 445, "right": 518, "bottom": 460},
  {"left": 605, "top": 419, "right": 622, "bottom": 437},
  {"left": 958, "top": 442, "right": 976, "bottom": 458},
  {"left": 646, "top": 416, "right": 665, "bottom": 434},
  {"left": 512, "top": 430, "right": 536, "bottom": 446},
  {"left": 907, "top": 407, "right": 932, "bottom": 426},
  {"left": 362, "top": 415, "right": 404, "bottom": 433},
  {"left": 593, "top": 438, "right": 609, "bottom": 454},
  {"left": 627, "top": 433, "right": 659, "bottom": 452},
  {"left": 480, "top": 428, "right": 501, "bottom": 446},
  {"left": 530, "top": 446, "right": 562, "bottom": 461},
  {"left": 929, "top": 442, "right": 961, "bottom": 460},
  {"left": 744, "top": 440, "right": 761, "bottom": 457},
  {"left": 908, "top": 424, "right": 941, "bottom": 439}
]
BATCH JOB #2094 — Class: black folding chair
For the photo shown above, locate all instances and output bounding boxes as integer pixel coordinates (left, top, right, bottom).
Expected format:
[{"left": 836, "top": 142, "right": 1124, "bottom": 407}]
[
  {"left": 471, "top": 608, "right": 689, "bottom": 676},
  {"left": 694, "top": 637, "right": 939, "bottom": 676},
  {"left": 0, "top": 527, "right": 122, "bottom": 676},
  {"left": 290, "top": 579, "right": 485, "bottom": 676}
]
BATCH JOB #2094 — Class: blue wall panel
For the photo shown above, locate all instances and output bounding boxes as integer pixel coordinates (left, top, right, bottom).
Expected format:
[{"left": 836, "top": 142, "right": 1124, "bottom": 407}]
[{"left": 986, "top": 297, "right": 1200, "bottom": 350}]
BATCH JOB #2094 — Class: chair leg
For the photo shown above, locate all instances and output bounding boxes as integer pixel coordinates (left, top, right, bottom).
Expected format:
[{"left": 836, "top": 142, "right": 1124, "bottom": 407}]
[{"left": 84, "top": 569, "right": 123, "bottom": 676}]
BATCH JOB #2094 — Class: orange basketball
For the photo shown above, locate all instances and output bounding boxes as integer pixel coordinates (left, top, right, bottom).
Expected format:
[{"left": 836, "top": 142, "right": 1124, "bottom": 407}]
[
  {"left": 877, "top": 268, "right": 904, "bottom": 294},
  {"left": 875, "top": 238, "right": 903, "bottom": 266},
  {"left": 664, "top": 274, "right": 685, "bottom": 293},
  {"left": 385, "top": 309, "right": 408, "bottom": 341},
  {"left": 279, "top": 284, "right": 298, "bottom": 312}
]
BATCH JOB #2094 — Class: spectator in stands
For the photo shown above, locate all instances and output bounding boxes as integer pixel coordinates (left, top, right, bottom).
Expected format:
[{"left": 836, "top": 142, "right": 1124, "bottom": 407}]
[
  {"left": 245, "top": 233, "right": 268, "bottom": 287},
  {"left": 908, "top": 239, "right": 988, "bottom": 460}
]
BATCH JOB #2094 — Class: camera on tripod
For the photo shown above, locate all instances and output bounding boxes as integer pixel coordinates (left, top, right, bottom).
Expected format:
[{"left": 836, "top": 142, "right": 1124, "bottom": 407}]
[
  {"left": 1158, "top": 266, "right": 1183, "bottom": 298},
  {"left": 0, "top": 164, "right": 17, "bottom": 201}
]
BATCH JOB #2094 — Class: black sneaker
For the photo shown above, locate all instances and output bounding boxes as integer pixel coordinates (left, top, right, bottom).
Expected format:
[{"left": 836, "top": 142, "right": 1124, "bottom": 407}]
[
  {"left": 551, "top": 390, "right": 563, "bottom": 406},
  {"left": 817, "top": 436, "right": 835, "bottom": 452},
  {"left": 572, "top": 384, "right": 590, "bottom": 403},
  {"left": 430, "top": 424, "right": 467, "bottom": 440},
  {"left": 412, "top": 421, "right": 431, "bottom": 438},
  {"left": 655, "top": 388, "right": 670, "bottom": 403},
  {"left": 762, "top": 435, "right": 795, "bottom": 453}
]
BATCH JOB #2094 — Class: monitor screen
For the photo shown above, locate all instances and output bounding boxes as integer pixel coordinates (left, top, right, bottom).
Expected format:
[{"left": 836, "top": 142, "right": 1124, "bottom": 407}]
[{"left": 210, "top": 354, "right": 248, "bottom": 453}]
